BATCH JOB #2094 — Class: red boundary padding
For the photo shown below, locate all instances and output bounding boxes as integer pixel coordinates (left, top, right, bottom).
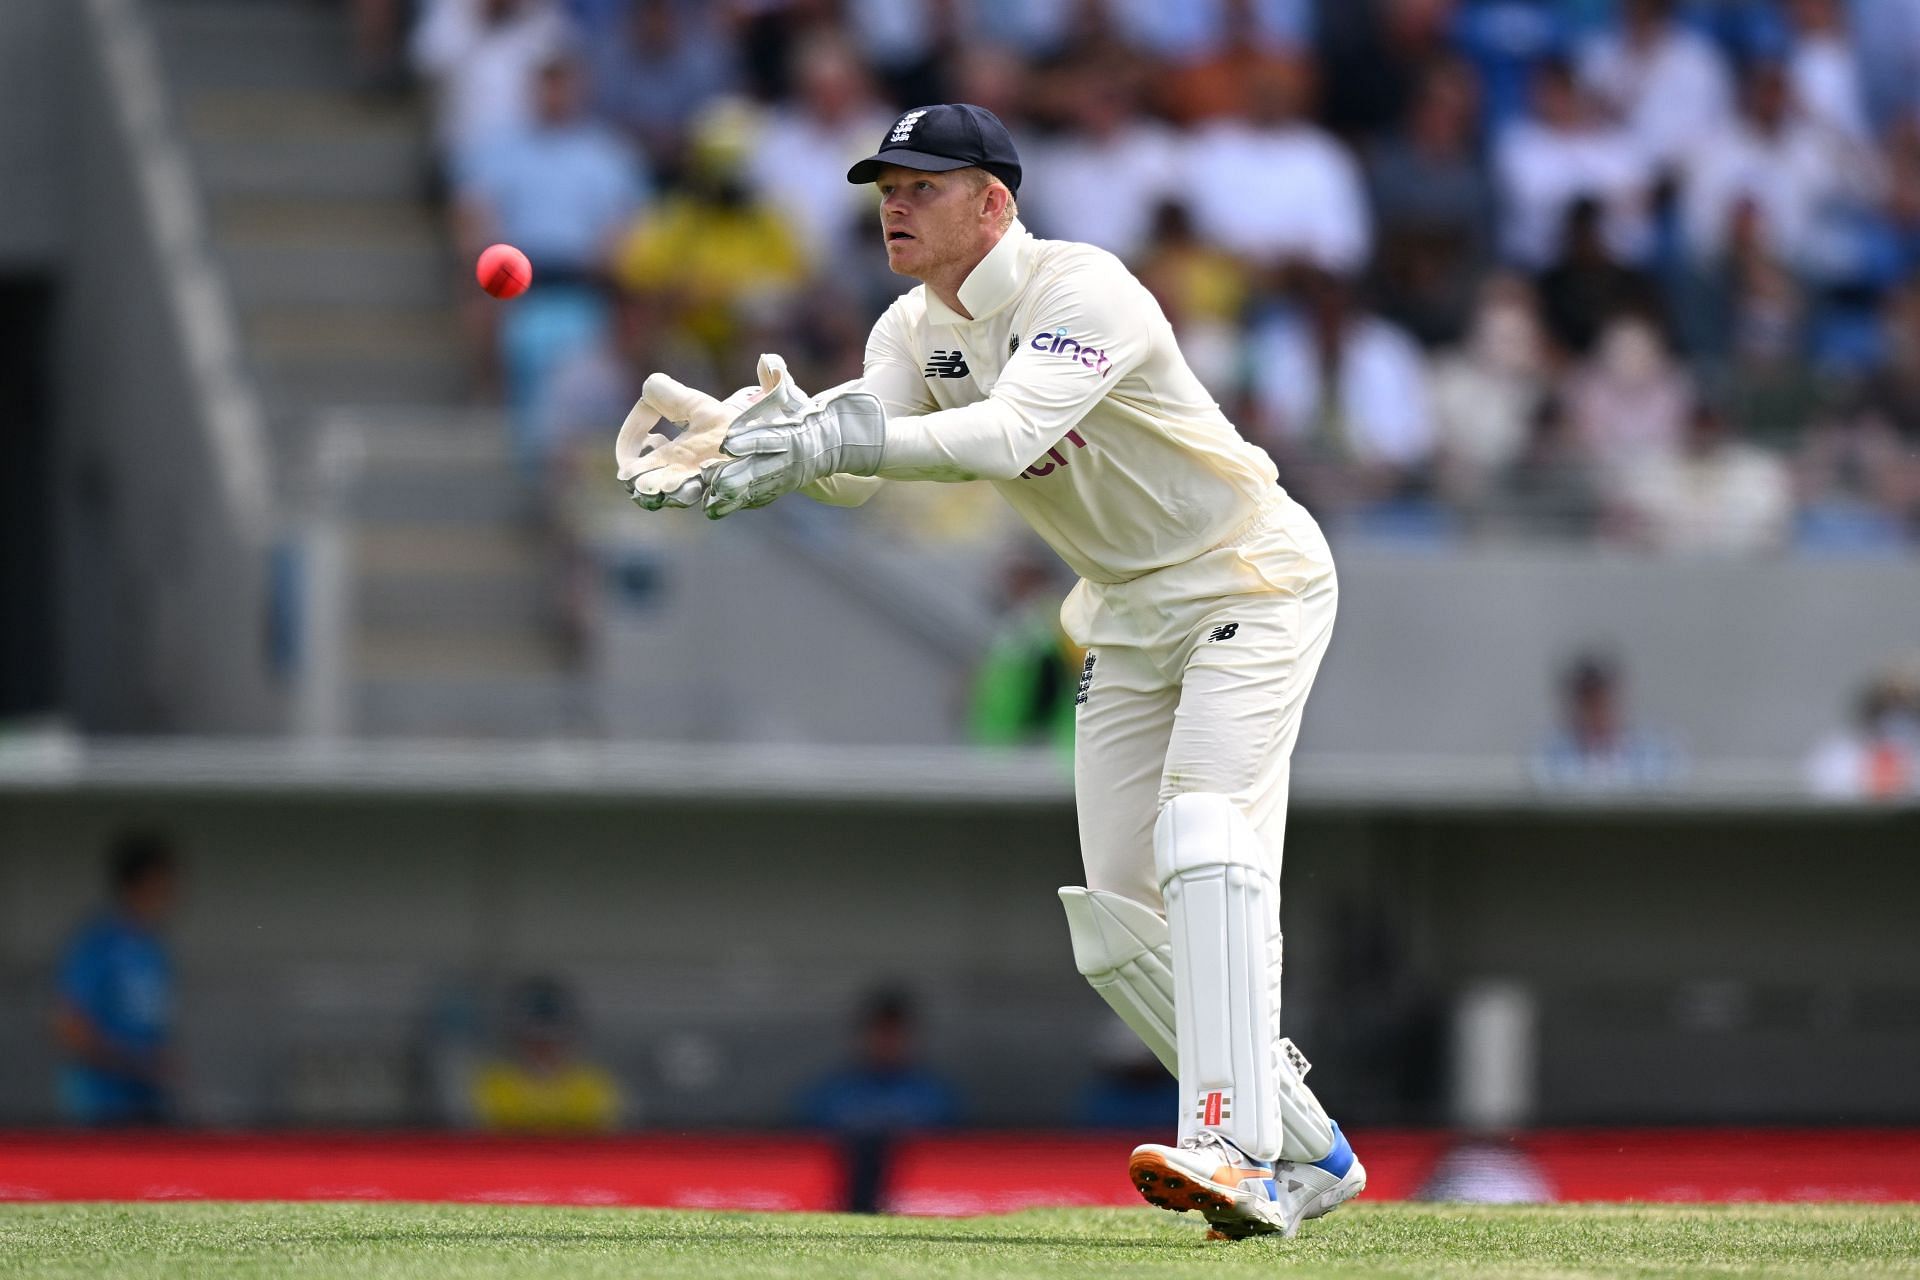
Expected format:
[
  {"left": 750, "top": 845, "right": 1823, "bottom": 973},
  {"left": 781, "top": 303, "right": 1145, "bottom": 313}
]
[
  {"left": 2, "top": 1130, "right": 1918, "bottom": 1210},
  {"left": 0, "top": 1133, "right": 844, "bottom": 1211}
]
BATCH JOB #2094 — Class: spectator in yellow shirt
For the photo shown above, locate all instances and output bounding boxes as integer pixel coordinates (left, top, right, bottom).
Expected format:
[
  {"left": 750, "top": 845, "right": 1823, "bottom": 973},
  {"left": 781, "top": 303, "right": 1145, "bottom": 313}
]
[
  {"left": 470, "top": 977, "right": 625, "bottom": 1134},
  {"left": 611, "top": 101, "right": 808, "bottom": 358}
]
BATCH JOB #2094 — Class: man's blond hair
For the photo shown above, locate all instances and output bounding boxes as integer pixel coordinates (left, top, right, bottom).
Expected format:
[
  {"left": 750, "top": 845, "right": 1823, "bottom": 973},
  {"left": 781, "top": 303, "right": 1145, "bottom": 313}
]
[{"left": 961, "top": 167, "right": 1018, "bottom": 231}]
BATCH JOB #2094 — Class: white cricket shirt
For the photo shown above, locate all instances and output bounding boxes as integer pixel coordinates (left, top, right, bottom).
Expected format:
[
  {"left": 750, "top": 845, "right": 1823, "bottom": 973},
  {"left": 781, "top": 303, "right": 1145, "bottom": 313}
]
[{"left": 808, "top": 222, "right": 1284, "bottom": 585}]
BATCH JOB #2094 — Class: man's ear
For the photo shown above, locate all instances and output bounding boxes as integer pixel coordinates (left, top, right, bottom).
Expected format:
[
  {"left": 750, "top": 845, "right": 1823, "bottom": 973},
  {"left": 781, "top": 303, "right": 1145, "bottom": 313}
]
[{"left": 982, "top": 181, "right": 1011, "bottom": 223}]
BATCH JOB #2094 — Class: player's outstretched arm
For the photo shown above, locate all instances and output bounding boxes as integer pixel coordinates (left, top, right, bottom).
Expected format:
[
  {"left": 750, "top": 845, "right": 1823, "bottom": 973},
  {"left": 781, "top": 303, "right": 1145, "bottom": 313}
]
[
  {"left": 700, "top": 301, "right": 932, "bottom": 518},
  {"left": 702, "top": 386, "right": 889, "bottom": 517}
]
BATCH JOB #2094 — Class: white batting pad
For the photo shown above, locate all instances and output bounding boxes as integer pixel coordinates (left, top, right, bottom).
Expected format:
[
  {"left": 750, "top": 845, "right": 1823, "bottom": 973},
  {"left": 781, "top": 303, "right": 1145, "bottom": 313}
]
[
  {"left": 615, "top": 354, "right": 802, "bottom": 504},
  {"left": 1058, "top": 887, "right": 1177, "bottom": 1074},
  {"left": 1155, "top": 792, "right": 1334, "bottom": 1163}
]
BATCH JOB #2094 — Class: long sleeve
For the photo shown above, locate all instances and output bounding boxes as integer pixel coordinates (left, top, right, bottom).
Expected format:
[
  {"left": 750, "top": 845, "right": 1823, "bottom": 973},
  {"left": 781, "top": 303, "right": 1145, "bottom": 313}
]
[
  {"left": 800, "top": 474, "right": 885, "bottom": 506},
  {"left": 876, "top": 259, "right": 1153, "bottom": 482},
  {"left": 794, "top": 338, "right": 933, "bottom": 508}
]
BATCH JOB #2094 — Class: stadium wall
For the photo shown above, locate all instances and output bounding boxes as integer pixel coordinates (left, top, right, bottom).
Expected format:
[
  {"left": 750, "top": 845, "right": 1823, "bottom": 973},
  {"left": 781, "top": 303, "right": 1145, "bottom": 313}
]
[
  {"left": 1311, "top": 550, "right": 1920, "bottom": 760},
  {"left": 2, "top": 777, "right": 1914, "bottom": 1130},
  {"left": 590, "top": 526, "right": 1920, "bottom": 760}
]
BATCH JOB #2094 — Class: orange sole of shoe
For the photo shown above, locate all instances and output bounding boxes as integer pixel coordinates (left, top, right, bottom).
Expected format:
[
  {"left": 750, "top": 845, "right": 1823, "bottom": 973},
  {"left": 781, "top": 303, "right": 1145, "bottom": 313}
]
[
  {"left": 1129, "top": 1149, "right": 1234, "bottom": 1216},
  {"left": 1128, "top": 1151, "right": 1284, "bottom": 1241}
]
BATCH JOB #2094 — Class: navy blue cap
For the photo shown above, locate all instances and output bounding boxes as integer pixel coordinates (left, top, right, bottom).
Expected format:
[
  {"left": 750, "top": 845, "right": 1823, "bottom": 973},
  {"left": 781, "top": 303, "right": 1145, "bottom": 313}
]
[{"left": 846, "top": 103, "right": 1022, "bottom": 196}]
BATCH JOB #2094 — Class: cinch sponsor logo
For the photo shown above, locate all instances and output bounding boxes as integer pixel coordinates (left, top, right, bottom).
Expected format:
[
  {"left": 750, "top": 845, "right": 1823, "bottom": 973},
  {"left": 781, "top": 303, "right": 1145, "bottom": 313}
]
[
  {"left": 1030, "top": 328, "right": 1115, "bottom": 377},
  {"left": 1016, "top": 428, "right": 1087, "bottom": 479}
]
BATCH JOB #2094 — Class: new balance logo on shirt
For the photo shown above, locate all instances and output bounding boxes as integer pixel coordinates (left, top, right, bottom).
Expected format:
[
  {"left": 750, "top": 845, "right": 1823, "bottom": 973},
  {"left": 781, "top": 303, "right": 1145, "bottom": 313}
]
[
  {"left": 924, "top": 350, "right": 970, "bottom": 379},
  {"left": 1207, "top": 623, "right": 1239, "bottom": 643}
]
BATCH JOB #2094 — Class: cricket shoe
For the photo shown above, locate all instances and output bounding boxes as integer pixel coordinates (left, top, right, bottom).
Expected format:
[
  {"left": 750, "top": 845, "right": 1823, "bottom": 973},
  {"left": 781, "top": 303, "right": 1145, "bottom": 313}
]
[
  {"left": 1129, "top": 1123, "right": 1366, "bottom": 1241},
  {"left": 1212, "top": 1122, "right": 1366, "bottom": 1239}
]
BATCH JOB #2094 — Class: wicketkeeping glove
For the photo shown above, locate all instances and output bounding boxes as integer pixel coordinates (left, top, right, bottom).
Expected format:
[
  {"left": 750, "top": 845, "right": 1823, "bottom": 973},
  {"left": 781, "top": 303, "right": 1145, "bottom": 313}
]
[
  {"left": 701, "top": 389, "right": 887, "bottom": 519},
  {"left": 615, "top": 354, "right": 812, "bottom": 511}
]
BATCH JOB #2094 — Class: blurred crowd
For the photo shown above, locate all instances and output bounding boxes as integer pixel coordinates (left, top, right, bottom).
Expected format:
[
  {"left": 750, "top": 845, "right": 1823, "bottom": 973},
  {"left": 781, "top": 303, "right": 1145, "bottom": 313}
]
[{"left": 391, "top": 0, "right": 1920, "bottom": 552}]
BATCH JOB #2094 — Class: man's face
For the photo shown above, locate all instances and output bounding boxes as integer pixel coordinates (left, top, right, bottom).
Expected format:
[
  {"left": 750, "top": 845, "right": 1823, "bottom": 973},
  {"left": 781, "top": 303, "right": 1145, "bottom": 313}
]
[
  {"left": 124, "top": 868, "right": 177, "bottom": 926},
  {"left": 536, "top": 63, "right": 585, "bottom": 125},
  {"left": 874, "top": 164, "right": 989, "bottom": 279}
]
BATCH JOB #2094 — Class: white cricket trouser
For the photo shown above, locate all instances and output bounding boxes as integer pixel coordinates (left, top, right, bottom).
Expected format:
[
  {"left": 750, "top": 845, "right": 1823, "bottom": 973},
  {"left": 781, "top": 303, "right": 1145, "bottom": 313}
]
[{"left": 1063, "top": 492, "right": 1337, "bottom": 907}]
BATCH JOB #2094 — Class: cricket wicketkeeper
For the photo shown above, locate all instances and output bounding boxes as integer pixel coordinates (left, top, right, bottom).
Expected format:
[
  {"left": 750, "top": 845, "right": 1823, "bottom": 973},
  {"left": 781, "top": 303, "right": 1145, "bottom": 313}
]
[{"left": 617, "top": 103, "right": 1364, "bottom": 1239}]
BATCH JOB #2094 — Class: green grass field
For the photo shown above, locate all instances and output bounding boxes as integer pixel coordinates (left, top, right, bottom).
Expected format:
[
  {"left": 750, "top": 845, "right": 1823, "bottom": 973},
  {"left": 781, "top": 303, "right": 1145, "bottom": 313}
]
[{"left": 3, "top": 1202, "right": 1917, "bottom": 1280}]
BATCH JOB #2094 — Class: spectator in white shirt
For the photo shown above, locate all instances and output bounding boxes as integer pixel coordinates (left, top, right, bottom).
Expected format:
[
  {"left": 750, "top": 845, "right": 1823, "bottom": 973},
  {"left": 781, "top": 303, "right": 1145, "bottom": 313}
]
[
  {"left": 749, "top": 36, "right": 893, "bottom": 266},
  {"left": 1611, "top": 398, "right": 1793, "bottom": 555},
  {"left": 411, "top": 0, "right": 574, "bottom": 177},
  {"left": 1021, "top": 71, "right": 1177, "bottom": 262},
  {"left": 1679, "top": 60, "right": 1882, "bottom": 275},
  {"left": 1786, "top": 0, "right": 1872, "bottom": 142},
  {"left": 1494, "top": 58, "right": 1656, "bottom": 270},
  {"left": 1247, "top": 269, "right": 1435, "bottom": 509},
  {"left": 1576, "top": 0, "right": 1734, "bottom": 172},
  {"left": 1428, "top": 275, "right": 1552, "bottom": 509},
  {"left": 1804, "top": 676, "right": 1920, "bottom": 799},
  {"left": 1180, "top": 54, "right": 1372, "bottom": 273},
  {"left": 1564, "top": 314, "right": 1692, "bottom": 480}
]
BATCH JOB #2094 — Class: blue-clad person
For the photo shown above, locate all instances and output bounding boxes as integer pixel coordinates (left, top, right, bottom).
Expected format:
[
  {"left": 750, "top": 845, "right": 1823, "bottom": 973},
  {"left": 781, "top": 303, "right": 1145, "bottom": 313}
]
[{"left": 54, "top": 833, "right": 180, "bottom": 1125}]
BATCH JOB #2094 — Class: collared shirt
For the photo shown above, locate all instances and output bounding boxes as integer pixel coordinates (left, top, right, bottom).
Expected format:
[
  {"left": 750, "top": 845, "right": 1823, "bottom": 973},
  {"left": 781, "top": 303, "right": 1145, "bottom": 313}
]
[
  {"left": 57, "top": 912, "right": 172, "bottom": 1123},
  {"left": 814, "top": 223, "right": 1283, "bottom": 585},
  {"left": 59, "top": 914, "right": 171, "bottom": 1053},
  {"left": 460, "top": 121, "right": 649, "bottom": 271}
]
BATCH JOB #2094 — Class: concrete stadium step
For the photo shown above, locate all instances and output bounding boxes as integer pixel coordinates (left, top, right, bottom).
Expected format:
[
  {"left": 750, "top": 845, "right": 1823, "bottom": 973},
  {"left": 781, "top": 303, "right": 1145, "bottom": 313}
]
[
  {"left": 183, "top": 90, "right": 422, "bottom": 145},
  {"left": 246, "top": 305, "right": 470, "bottom": 410},
  {"left": 354, "top": 568, "right": 554, "bottom": 632},
  {"left": 351, "top": 524, "right": 552, "bottom": 632},
  {"left": 152, "top": 2, "right": 354, "bottom": 92},
  {"left": 279, "top": 413, "right": 530, "bottom": 521},
  {"left": 213, "top": 195, "right": 442, "bottom": 249},
  {"left": 193, "top": 131, "right": 430, "bottom": 201},
  {"left": 262, "top": 354, "right": 474, "bottom": 412},
  {"left": 354, "top": 524, "right": 542, "bottom": 577},
  {"left": 246, "top": 305, "right": 463, "bottom": 351},
  {"left": 353, "top": 626, "right": 570, "bottom": 681},
  {"left": 222, "top": 240, "right": 450, "bottom": 309},
  {"left": 350, "top": 675, "right": 591, "bottom": 739},
  {"left": 327, "top": 412, "right": 514, "bottom": 466},
  {"left": 342, "top": 457, "right": 535, "bottom": 527},
  {"left": 146, "top": 1, "right": 586, "bottom": 737}
]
